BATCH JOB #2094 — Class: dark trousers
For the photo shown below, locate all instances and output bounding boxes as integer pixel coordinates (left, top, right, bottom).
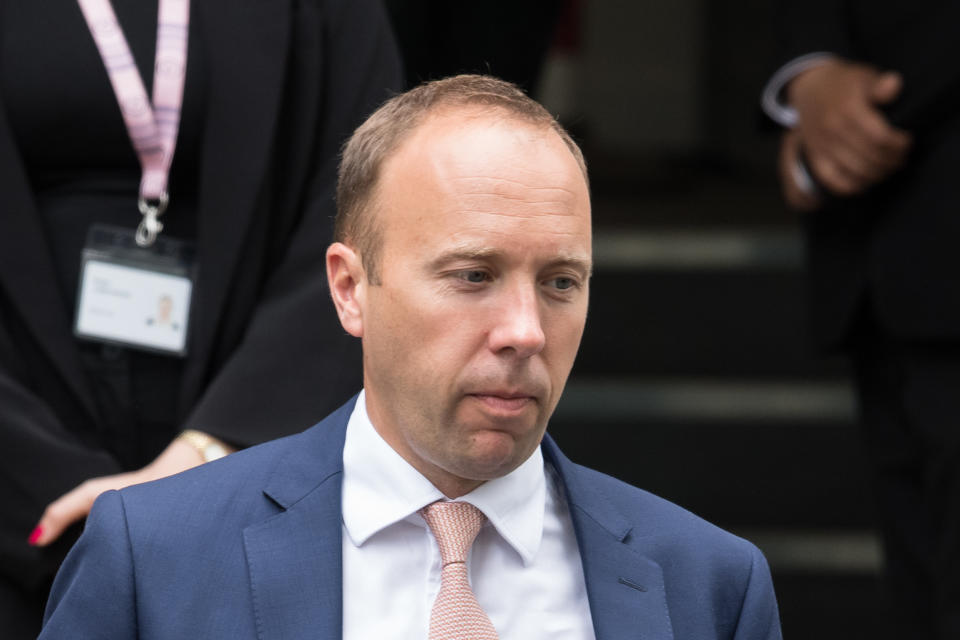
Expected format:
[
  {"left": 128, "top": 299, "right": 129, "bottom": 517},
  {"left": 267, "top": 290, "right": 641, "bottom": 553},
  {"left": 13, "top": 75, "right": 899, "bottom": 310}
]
[{"left": 852, "top": 324, "right": 960, "bottom": 638}]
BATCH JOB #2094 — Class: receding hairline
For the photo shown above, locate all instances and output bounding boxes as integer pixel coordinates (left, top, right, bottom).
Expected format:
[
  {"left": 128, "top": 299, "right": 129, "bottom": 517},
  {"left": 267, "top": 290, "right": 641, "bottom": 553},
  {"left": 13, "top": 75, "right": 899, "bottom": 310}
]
[
  {"left": 421, "top": 102, "right": 584, "bottom": 176},
  {"left": 369, "top": 103, "right": 588, "bottom": 199},
  {"left": 335, "top": 74, "right": 589, "bottom": 282}
]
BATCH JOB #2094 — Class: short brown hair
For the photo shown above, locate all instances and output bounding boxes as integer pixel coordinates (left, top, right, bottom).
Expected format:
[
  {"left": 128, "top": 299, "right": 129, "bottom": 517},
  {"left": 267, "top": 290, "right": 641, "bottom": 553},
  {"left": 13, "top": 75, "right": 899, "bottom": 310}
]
[{"left": 334, "top": 74, "right": 588, "bottom": 282}]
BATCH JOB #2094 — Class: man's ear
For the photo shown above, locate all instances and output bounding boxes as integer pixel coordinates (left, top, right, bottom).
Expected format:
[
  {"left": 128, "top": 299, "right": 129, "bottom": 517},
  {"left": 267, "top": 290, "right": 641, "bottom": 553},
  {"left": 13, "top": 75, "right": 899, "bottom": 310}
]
[{"left": 326, "top": 242, "right": 366, "bottom": 338}]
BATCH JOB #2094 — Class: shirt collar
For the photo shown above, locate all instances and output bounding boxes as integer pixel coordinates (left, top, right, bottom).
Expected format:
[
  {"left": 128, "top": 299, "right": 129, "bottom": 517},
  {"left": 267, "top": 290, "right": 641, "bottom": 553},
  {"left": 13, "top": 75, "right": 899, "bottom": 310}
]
[{"left": 341, "top": 390, "right": 546, "bottom": 566}]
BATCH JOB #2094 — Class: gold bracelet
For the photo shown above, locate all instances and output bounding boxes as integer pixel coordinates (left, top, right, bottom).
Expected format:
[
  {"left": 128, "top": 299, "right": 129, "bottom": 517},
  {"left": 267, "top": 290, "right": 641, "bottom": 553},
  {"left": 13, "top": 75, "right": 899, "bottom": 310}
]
[{"left": 177, "top": 430, "right": 229, "bottom": 463}]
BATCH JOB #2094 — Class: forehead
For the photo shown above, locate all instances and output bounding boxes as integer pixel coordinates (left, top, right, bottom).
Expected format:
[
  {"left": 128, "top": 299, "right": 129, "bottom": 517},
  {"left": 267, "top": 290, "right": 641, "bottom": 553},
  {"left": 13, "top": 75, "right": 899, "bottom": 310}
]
[
  {"left": 375, "top": 109, "right": 591, "bottom": 258},
  {"left": 396, "top": 107, "right": 579, "bottom": 182}
]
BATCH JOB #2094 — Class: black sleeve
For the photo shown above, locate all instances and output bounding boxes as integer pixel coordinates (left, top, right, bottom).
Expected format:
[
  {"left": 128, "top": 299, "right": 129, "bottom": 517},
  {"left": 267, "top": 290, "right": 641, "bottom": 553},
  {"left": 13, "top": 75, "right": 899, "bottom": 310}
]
[
  {"left": 774, "top": 0, "right": 855, "bottom": 64},
  {"left": 773, "top": 0, "right": 960, "bottom": 131},
  {"left": 182, "top": 0, "right": 402, "bottom": 445},
  {"left": 0, "top": 332, "right": 122, "bottom": 591}
]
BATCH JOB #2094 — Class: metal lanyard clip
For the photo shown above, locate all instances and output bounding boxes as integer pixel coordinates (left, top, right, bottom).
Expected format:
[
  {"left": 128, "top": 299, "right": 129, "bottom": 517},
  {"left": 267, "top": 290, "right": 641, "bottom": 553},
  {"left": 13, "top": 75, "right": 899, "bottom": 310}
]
[{"left": 136, "top": 191, "right": 169, "bottom": 247}]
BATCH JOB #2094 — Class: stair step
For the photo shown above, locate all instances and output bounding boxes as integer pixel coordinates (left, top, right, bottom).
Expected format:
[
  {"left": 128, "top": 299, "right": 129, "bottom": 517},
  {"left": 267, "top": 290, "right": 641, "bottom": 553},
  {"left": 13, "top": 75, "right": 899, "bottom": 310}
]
[{"left": 594, "top": 228, "right": 802, "bottom": 271}]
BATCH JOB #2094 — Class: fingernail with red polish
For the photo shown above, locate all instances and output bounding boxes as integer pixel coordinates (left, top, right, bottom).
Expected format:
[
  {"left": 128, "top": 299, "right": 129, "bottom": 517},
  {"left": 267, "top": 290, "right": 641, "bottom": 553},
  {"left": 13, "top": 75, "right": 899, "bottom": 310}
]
[{"left": 28, "top": 526, "right": 43, "bottom": 546}]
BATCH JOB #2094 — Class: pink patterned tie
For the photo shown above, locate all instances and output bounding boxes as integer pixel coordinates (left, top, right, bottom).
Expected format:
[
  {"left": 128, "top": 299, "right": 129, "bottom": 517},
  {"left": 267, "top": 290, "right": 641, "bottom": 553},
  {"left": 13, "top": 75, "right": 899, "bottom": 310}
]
[{"left": 420, "top": 502, "right": 499, "bottom": 640}]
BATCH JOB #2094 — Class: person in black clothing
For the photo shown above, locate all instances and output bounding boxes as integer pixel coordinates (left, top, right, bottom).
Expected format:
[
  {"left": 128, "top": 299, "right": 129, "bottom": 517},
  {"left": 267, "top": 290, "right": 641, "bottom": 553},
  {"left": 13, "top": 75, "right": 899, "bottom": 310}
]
[
  {"left": 763, "top": 1, "right": 960, "bottom": 636},
  {"left": 0, "top": 0, "right": 401, "bottom": 636}
]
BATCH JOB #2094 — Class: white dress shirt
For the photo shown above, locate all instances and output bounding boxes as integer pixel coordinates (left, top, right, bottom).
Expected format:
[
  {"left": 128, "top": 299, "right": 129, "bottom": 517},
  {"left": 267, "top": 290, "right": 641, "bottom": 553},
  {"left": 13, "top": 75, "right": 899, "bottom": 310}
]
[{"left": 342, "top": 390, "right": 596, "bottom": 639}]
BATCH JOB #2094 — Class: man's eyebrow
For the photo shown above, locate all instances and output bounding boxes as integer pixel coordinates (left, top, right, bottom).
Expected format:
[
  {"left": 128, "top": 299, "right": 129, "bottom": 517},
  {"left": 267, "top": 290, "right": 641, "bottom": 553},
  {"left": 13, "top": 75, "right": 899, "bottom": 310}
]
[
  {"left": 552, "top": 254, "right": 594, "bottom": 278},
  {"left": 431, "top": 246, "right": 500, "bottom": 264},
  {"left": 425, "top": 247, "right": 498, "bottom": 273},
  {"left": 428, "top": 246, "right": 593, "bottom": 277}
]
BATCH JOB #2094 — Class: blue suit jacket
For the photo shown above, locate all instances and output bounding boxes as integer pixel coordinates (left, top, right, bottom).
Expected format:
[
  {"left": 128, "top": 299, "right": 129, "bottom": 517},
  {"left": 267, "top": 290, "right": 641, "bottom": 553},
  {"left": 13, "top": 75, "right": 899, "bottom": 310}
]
[{"left": 41, "top": 397, "right": 782, "bottom": 639}]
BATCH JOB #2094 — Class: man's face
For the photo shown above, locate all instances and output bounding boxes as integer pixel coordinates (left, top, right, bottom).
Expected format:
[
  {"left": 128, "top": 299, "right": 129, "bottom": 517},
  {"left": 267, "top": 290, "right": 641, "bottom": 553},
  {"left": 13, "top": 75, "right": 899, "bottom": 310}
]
[{"left": 329, "top": 109, "right": 591, "bottom": 497}]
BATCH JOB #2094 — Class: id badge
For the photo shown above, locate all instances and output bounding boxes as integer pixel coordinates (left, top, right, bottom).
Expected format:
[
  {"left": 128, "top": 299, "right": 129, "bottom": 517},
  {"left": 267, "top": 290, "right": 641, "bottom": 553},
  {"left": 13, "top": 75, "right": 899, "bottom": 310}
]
[{"left": 74, "top": 225, "right": 195, "bottom": 356}]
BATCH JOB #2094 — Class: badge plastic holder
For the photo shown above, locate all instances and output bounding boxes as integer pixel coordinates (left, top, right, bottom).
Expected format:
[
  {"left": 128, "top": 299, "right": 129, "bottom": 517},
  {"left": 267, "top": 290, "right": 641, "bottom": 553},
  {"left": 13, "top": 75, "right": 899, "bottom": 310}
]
[{"left": 74, "top": 224, "right": 196, "bottom": 356}]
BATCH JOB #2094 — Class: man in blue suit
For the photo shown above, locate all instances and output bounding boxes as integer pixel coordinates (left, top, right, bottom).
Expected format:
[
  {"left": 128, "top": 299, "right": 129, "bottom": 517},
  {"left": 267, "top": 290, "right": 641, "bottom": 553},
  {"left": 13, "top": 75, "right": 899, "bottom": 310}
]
[{"left": 41, "top": 75, "right": 782, "bottom": 639}]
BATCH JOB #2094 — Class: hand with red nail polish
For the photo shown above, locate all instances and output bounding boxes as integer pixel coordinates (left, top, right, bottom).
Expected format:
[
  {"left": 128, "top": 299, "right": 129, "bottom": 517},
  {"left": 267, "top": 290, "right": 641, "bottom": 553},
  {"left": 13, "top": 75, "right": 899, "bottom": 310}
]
[
  {"left": 28, "top": 526, "right": 44, "bottom": 546},
  {"left": 29, "top": 437, "right": 229, "bottom": 547},
  {"left": 30, "top": 470, "right": 142, "bottom": 547}
]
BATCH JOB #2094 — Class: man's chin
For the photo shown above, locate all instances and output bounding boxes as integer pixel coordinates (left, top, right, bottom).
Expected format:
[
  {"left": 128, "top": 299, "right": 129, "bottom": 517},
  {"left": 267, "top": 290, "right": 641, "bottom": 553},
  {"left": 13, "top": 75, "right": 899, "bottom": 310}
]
[{"left": 458, "top": 430, "right": 539, "bottom": 477}]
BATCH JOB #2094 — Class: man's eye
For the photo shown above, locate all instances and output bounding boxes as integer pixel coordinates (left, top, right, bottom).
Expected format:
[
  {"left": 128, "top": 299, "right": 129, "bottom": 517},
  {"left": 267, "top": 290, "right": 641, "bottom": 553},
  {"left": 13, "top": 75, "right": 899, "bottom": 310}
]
[
  {"left": 549, "top": 277, "right": 578, "bottom": 291},
  {"left": 459, "top": 270, "right": 488, "bottom": 283}
]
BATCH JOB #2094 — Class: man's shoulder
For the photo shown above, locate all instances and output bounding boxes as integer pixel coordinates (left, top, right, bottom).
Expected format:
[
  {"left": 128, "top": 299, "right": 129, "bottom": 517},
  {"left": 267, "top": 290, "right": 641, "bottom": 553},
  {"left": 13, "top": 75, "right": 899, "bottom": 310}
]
[
  {"left": 554, "top": 448, "right": 781, "bottom": 637},
  {"left": 571, "top": 460, "right": 749, "bottom": 538},
  {"left": 124, "top": 432, "right": 297, "bottom": 504},
  {"left": 548, "top": 440, "right": 764, "bottom": 570},
  {"left": 114, "top": 398, "right": 354, "bottom": 533}
]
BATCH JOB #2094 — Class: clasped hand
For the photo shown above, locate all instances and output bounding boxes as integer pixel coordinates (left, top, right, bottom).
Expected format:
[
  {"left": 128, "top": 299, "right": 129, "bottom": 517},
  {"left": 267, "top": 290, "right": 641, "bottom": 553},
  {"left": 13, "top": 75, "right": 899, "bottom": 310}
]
[{"left": 779, "top": 59, "right": 913, "bottom": 210}]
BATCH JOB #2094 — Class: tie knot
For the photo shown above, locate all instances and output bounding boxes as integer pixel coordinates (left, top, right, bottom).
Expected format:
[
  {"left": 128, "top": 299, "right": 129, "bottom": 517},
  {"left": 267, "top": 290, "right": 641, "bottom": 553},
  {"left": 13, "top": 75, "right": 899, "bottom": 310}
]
[{"left": 420, "top": 501, "right": 486, "bottom": 565}]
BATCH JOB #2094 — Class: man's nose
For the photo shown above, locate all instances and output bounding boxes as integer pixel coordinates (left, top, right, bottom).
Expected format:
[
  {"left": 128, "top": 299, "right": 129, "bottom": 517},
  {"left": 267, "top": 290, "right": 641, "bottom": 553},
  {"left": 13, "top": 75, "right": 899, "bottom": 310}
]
[{"left": 488, "top": 284, "right": 546, "bottom": 358}]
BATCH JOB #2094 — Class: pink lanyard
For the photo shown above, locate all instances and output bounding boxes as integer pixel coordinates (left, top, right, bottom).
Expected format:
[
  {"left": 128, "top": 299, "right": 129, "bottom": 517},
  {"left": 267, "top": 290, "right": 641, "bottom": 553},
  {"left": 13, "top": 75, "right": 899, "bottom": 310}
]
[{"left": 77, "top": 0, "right": 190, "bottom": 247}]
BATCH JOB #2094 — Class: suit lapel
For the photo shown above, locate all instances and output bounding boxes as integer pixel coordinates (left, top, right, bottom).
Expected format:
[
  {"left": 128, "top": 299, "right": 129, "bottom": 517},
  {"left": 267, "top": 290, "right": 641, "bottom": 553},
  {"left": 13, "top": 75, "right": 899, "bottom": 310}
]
[
  {"left": 0, "top": 105, "right": 99, "bottom": 420},
  {"left": 544, "top": 437, "right": 675, "bottom": 640},
  {"left": 243, "top": 399, "right": 354, "bottom": 640},
  {"left": 243, "top": 474, "right": 344, "bottom": 640},
  {"left": 240, "top": 402, "right": 674, "bottom": 640},
  {"left": 184, "top": 0, "right": 292, "bottom": 391}
]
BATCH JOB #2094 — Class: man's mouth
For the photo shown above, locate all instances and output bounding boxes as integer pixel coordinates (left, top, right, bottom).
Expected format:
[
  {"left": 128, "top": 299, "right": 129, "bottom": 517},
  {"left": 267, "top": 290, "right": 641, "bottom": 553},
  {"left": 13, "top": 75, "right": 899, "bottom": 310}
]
[{"left": 467, "top": 392, "right": 537, "bottom": 413}]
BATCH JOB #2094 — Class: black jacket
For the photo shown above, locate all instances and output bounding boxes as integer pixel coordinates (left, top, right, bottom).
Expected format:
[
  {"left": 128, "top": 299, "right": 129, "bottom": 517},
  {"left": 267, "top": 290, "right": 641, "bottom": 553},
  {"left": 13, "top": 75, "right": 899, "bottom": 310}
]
[
  {"left": 0, "top": 0, "right": 400, "bottom": 599},
  {"left": 775, "top": 0, "right": 960, "bottom": 346}
]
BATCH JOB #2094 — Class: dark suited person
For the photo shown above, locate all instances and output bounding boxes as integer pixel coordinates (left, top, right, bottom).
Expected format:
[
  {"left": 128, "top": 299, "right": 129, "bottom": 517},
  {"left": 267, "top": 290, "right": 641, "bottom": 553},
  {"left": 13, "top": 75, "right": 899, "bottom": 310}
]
[
  {"left": 0, "top": 1, "right": 400, "bottom": 635},
  {"left": 762, "top": 1, "right": 960, "bottom": 636},
  {"left": 41, "top": 75, "right": 782, "bottom": 639}
]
